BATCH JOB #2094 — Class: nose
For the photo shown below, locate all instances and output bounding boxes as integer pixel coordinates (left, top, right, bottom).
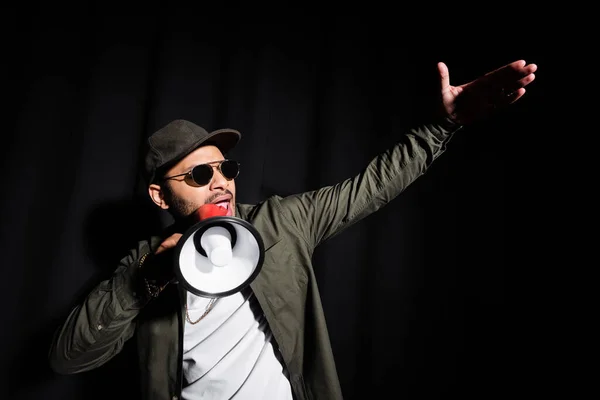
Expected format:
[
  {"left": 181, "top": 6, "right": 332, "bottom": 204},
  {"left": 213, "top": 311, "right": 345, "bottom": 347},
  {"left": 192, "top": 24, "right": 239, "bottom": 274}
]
[{"left": 209, "top": 165, "right": 229, "bottom": 191}]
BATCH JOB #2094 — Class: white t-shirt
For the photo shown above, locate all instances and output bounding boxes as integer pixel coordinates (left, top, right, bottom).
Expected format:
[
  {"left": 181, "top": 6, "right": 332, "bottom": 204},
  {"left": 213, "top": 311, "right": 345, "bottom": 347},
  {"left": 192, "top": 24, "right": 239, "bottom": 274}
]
[{"left": 181, "top": 289, "right": 294, "bottom": 399}]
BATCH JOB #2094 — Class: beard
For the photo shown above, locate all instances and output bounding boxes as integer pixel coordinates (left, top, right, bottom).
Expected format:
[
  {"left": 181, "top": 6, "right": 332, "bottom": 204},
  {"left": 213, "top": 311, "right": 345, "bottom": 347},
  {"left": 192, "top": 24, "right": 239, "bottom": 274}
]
[
  {"left": 162, "top": 183, "right": 235, "bottom": 221},
  {"left": 161, "top": 183, "right": 200, "bottom": 220}
]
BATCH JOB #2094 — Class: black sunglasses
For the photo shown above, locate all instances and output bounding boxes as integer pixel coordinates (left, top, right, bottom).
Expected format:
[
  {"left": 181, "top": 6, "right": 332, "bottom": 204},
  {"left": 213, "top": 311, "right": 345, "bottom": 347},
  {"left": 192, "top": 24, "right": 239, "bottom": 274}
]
[{"left": 162, "top": 159, "right": 240, "bottom": 187}]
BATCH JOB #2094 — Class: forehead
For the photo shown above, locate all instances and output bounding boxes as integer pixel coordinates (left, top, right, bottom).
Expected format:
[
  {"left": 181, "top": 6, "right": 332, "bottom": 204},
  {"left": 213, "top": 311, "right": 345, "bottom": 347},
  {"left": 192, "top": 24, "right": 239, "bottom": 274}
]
[{"left": 169, "top": 145, "right": 225, "bottom": 173}]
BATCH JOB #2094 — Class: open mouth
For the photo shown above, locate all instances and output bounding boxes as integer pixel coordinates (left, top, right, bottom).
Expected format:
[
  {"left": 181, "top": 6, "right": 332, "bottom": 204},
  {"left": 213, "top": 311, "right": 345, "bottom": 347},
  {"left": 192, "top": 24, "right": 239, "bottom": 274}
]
[{"left": 213, "top": 199, "right": 232, "bottom": 216}]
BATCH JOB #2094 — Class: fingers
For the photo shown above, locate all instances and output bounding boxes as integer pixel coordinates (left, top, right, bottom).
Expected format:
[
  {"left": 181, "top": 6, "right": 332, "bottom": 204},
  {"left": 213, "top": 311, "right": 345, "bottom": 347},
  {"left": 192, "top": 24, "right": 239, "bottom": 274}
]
[
  {"left": 483, "top": 59, "right": 537, "bottom": 103},
  {"left": 156, "top": 233, "right": 183, "bottom": 254},
  {"left": 486, "top": 60, "right": 536, "bottom": 84},
  {"left": 487, "top": 59, "right": 525, "bottom": 76},
  {"left": 522, "top": 62, "right": 538, "bottom": 76},
  {"left": 512, "top": 61, "right": 537, "bottom": 85},
  {"left": 520, "top": 71, "right": 536, "bottom": 87},
  {"left": 500, "top": 73, "right": 536, "bottom": 95},
  {"left": 437, "top": 62, "right": 450, "bottom": 92},
  {"left": 499, "top": 67, "right": 536, "bottom": 98},
  {"left": 504, "top": 87, "right": 527, "bottom": 105}
]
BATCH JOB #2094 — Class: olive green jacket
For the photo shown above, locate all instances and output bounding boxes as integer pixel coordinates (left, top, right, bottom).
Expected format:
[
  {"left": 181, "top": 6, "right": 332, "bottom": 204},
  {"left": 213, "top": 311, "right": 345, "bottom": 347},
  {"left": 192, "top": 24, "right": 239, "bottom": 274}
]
[{"left": 49, "top": 118, "right": 461, "bottom": 400}]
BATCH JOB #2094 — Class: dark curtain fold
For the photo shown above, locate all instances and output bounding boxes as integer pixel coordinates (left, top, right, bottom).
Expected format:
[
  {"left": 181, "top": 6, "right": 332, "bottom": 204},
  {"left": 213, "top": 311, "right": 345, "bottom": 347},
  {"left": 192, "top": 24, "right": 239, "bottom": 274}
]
[{"left": 1, "top": 10, "right": 546, "bottom": 400}]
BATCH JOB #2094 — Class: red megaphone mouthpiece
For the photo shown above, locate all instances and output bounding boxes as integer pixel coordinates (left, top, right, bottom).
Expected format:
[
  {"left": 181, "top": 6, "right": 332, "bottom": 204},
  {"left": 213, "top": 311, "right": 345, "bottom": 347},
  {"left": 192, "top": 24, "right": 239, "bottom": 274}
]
[{"left": 196, "top": 204, "right": 228, "bottom": 221}]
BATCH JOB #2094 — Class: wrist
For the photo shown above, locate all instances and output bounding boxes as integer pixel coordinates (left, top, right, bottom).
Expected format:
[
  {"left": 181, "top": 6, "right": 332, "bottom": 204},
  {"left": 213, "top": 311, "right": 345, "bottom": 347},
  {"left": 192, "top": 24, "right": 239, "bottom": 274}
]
[{"left": 138, "top": 252, "right": 170, "bottom": 298}]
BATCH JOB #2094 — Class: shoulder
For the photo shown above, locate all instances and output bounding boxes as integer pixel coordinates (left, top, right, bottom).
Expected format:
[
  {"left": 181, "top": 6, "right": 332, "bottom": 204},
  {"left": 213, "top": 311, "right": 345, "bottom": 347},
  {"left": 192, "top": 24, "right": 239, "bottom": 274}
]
[
  {"left": 120, "top": 235, "right": 163, "bottom": 265},
  {"left": 236, "top": 196, "right": 284, "bottom": 220}
]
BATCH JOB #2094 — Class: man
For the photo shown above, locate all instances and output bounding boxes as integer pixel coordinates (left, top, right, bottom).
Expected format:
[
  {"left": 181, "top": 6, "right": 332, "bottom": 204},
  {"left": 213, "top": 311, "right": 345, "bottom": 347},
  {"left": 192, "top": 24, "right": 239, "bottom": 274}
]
[{"left": 48, "top": 59, "right": 537, "bottom": 399}]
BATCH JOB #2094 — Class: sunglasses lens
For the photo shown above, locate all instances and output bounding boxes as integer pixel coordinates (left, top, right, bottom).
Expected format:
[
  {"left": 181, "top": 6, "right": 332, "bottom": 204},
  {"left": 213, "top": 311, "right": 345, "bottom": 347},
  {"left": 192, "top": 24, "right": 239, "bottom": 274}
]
[
  {"left": 191, "top": 164, "right": 214, "bottom": 186},
  {"left": 220, "top": 160, "right": 240, "bottom": 180}
]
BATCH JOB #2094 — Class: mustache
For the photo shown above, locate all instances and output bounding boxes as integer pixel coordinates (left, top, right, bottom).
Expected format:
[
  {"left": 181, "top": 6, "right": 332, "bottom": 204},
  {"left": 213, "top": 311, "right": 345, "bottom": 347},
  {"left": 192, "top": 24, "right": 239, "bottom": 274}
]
[{"left": 204, "top": 189, "right": 234, "bottom": 204}]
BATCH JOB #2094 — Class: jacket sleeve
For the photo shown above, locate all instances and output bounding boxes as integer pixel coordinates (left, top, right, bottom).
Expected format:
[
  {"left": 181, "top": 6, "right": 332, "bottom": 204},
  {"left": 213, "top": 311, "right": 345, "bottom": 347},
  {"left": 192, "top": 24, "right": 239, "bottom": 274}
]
[
  {"left": 277, "top": 118, "right": 462, "bottom": 248},
  {"left": 48, "top": 239, "right": 156, "bottom": 374}
]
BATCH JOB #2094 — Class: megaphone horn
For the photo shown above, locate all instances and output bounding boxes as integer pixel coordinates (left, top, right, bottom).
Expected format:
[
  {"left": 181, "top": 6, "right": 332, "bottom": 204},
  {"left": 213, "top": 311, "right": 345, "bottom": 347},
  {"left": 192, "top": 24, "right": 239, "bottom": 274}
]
[{"left": 174, "top": 204, "right": 265, "bottom": 298}]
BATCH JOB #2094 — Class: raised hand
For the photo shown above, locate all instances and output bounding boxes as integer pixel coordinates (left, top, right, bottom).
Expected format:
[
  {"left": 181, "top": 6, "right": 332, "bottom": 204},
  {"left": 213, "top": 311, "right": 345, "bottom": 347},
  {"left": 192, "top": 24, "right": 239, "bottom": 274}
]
[{"left": 439, "top": 59, "right": 537, "bottom": 125}]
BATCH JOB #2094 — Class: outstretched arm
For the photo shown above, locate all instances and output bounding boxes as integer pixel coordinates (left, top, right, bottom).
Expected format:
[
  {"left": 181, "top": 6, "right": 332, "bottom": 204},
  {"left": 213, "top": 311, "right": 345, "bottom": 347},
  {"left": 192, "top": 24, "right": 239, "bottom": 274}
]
[{"left": 278, "top": 59, "right": 538, "bottom": 247}]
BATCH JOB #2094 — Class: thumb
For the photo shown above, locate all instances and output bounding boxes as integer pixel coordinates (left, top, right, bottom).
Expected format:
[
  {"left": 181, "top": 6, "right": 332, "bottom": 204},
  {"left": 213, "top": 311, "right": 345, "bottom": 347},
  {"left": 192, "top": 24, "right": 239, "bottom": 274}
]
[
  {"left": 156, "top": 233, "right": 183, "bottom": 254},
  {"left": 437, "top": 61, "right": 450, "bottom": 93}
]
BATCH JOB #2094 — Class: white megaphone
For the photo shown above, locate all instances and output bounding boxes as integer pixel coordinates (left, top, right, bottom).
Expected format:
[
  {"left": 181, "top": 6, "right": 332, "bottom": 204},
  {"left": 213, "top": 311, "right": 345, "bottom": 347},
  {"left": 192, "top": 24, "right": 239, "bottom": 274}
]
[{"left": 174, "top": 204, "right": 265, "bottom": 298}]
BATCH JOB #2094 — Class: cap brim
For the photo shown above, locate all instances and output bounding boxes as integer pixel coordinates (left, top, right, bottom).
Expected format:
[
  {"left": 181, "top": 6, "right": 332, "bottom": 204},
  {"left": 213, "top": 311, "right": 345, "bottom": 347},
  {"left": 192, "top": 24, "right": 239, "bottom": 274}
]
[{"left": 205, "top": 128, "right": 241, "bottom": 155}]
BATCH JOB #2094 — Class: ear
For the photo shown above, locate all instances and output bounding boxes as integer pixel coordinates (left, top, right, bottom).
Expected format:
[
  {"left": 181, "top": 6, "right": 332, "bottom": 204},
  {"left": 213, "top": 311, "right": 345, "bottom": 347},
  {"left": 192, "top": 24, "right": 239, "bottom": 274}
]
[{"left": 148, "top": 184, "right": 169, "bottom": 210}]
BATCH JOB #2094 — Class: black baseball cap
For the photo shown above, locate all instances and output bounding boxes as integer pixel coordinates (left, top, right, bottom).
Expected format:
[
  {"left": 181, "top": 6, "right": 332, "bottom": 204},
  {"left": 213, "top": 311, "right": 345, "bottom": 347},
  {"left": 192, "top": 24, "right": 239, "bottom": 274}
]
[{"left": 143, "top": 119, "right": 241, "bottom": 185}]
